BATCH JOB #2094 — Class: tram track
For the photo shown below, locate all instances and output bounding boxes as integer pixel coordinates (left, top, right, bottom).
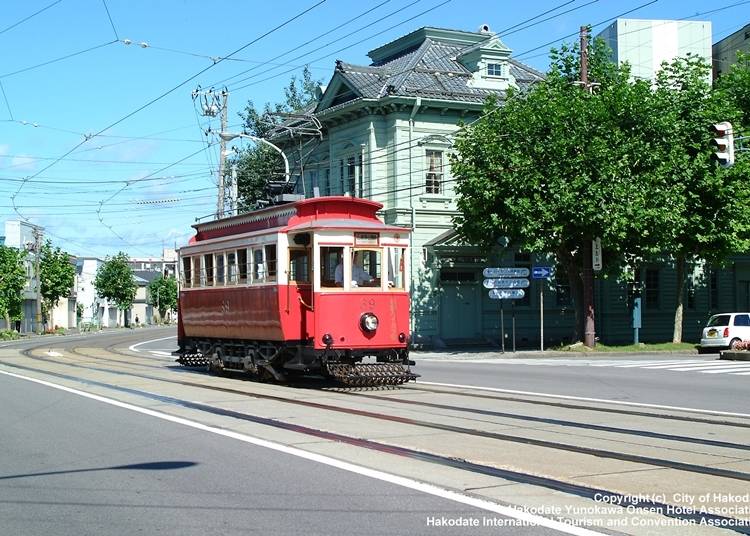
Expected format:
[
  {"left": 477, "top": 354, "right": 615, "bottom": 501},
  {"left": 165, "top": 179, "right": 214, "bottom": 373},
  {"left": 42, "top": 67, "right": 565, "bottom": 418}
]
[
  {"left": 5, "top": 336, "right": 750, "bottom": 531},
  {"left": 13, "top": 343, "right": 750, "bottom": 485},
  {"left": 3, "top": 356, "right": 750, "bottom": 533}
]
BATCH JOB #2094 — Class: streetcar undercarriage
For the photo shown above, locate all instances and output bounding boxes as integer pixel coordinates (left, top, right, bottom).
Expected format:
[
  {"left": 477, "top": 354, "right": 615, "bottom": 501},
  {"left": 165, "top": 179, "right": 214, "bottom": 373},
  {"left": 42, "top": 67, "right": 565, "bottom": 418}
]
[{"left": 176, "top": 338, "right": 418, "bottom": 386}]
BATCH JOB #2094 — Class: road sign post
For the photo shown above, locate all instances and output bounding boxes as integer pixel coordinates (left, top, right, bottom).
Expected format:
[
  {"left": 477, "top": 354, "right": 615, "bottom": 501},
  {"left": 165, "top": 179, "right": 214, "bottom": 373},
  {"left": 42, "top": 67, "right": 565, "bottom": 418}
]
[
  {"left": 532, "top": 266, "right": 555, "bottom": 352},
  {"left": 485, "top": 267, "right": 529, "bottom": 353}
]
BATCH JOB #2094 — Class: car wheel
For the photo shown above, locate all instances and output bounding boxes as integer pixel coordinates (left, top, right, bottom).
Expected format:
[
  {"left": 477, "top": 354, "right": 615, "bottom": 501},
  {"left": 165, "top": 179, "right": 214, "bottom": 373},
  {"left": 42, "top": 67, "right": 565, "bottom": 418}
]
[{"left": 729, "top": 338, "right": 742, "bottom": 350}]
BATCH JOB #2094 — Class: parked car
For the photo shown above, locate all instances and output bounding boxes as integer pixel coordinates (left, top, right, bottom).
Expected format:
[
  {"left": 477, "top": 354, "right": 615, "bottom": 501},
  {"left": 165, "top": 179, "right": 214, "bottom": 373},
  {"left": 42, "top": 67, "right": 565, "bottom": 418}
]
[{"left": 699, "top": 312, "right": 750, "bottom": 351}]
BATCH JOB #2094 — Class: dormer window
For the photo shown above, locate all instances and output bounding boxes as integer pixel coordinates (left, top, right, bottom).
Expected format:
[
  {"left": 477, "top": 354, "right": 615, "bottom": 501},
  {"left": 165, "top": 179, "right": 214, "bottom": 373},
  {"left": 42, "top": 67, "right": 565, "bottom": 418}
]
[{"left": 487, "top": 62, "right": 505, "bottom": 77}]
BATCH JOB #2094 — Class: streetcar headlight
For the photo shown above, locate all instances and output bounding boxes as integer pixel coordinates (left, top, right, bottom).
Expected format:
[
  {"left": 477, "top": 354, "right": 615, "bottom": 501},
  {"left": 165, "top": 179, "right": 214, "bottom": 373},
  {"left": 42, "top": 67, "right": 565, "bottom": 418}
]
[{"left": 360, "top": 313, "right": 379, "bottom": 332}]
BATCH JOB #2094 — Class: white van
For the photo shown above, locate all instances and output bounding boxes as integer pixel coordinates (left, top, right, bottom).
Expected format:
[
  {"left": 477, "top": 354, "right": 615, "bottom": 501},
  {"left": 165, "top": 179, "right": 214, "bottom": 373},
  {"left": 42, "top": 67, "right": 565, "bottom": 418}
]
[{"left": 700, "top": 313, "right": 750, "bottom": 351}]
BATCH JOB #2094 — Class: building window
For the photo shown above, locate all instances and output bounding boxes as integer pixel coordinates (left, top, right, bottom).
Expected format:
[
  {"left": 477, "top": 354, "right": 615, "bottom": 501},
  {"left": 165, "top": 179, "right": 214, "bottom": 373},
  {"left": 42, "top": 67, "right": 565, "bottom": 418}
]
[
  {"left": 425, "top": 150, "right": 443, "bottom": 194},
  {"left": 644, "top": 268, "right": 659, "bottom": 309},
  {"left": 324, "top": 168, "right": 331, "bottom": 196},
  {"left": 686, "top": 278, "right": 696, "bottom": 310},
  {"left": 347, "top": 156, "right": 356, "bottom": 195},
  {"left": 487, "top": 63, "right": 505, "bottom": 77}
]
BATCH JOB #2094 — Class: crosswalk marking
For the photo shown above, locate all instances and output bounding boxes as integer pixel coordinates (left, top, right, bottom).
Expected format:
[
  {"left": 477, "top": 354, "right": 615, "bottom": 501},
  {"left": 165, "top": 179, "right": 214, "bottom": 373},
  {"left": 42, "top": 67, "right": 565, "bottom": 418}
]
[{"left": 443, "top": 358, "right": 750, "bottom": 376}]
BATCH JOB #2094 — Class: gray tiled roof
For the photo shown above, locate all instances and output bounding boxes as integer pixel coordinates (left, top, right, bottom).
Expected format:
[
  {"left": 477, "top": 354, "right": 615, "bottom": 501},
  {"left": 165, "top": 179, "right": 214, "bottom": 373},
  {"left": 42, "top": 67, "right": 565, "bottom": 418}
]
[{"left": 324, "top": 34, "right": 543, "bottom": 107}]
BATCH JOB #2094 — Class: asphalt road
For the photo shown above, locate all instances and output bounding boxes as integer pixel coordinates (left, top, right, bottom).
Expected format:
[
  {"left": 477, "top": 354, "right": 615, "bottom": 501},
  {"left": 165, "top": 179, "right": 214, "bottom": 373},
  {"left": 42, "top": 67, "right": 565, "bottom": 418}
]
[
  {"left": 0, "top": 345, "right": 558, "bottom": 536},
  {"left": 130, "top": 329, "right": 750, "bottom": 414}
]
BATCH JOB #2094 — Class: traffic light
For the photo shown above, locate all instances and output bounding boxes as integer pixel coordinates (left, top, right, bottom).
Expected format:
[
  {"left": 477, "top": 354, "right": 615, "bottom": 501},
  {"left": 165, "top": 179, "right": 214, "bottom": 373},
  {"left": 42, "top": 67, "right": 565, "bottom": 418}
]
[{"left": 711, "top": 121, "right": 735, "bottom": 168}]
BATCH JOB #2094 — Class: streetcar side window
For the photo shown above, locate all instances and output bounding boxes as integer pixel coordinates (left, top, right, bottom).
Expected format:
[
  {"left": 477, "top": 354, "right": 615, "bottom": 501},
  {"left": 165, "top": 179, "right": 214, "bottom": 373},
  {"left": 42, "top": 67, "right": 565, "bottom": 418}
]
[
  {"left": 227, "top": 251, "right": 237, "bottom": 284},
  {"left": 387, "top": 247, "right": 406, "bottom": 290},
  {"left": 237, "top": 248, "right": 248, "bottom": 284},
  {"left": 182, "top": 257, "right": 191, "bottom": 288},
  {"left": 265, "top": 244, "right": 277, "bottom": 281},
  {"left": 252, "top": 248, "right": 265, "bottom": 282},
  {"left": 215, "top": 252, "right": 225, "bottom": 285},
  {"left": 204, "top": 254, "right": 214, "bottom": 286},
  {"left": 193, "top": 257, "right": 201, "bottom": 287},
  {"left": 320, "top": 247, "right": 343, "bottom": 288},
  {"left": 289, "top": 249, "right": 310, "bottom": 283}
]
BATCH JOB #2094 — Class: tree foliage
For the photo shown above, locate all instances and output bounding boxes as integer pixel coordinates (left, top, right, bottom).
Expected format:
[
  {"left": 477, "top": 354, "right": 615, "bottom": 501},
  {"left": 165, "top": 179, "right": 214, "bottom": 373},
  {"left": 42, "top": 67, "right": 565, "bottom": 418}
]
[
  {"left": 234, "top": 66, "right": 323, "bottom": 209},
  {"left": 451, "top": 35, "right": 750, "bottom": 344},
  {"left": 146, "top": 275, "right": 177, "bottom": 319},
  {"left": 0, "top": 246, "right": 27, "bottom": 327},
  {"left": 94, "top": 252, "right": 137, "bottom": 314},
  {"left": 451, "top": 37, "right": 670, "bottom": 341},
  {"left": 39, "top": 240, "right": 75, "bottom": 315},
  {"left": 650, "top": 56, "right": 750, "bottom": 341}
]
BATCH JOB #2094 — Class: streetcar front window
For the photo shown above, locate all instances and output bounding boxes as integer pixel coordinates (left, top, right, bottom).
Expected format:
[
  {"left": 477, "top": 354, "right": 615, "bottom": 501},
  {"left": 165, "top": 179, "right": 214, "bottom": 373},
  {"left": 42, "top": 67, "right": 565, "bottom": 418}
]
[
  {"left": 320, "top": 247, "right": 343, "bottom": 288},
  {"left": 351, "top": 248, "right": 381, "bottom": 288}
]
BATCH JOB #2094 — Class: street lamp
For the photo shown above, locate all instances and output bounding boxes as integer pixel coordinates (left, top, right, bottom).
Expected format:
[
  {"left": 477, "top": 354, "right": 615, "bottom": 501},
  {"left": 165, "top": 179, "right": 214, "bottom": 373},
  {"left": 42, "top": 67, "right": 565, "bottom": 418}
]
[{"left": 219, "top": 131, "right": 290, "bottom": 183}]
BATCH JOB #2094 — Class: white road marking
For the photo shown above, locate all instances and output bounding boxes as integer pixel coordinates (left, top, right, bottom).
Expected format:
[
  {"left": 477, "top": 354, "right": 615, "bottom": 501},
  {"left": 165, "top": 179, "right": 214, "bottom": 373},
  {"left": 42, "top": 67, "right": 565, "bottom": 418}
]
[
  {"left": 45, "top": 351, "right": 62, "bottom": 357},
  {"left": 700, "top": 366, "right": 750, "bottom": 374},
  {"left": 149, "top": 351, "right": 173, "bottom": 357},
  {"left": 418, "top": 381, "right": 750, "bottom": 419},
  {"left": 0, "top": 369, "right": 604, "bottom": 536},
  {"left": 128, "top": 335, "right": 177, "bottom": 353}
]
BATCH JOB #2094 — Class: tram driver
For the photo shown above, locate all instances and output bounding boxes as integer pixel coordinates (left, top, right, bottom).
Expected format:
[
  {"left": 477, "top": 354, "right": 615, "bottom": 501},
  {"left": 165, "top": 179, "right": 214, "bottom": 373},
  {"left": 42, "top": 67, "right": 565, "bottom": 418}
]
[{"left": 335, "top": 251, "right": 375, "bottom": 287}]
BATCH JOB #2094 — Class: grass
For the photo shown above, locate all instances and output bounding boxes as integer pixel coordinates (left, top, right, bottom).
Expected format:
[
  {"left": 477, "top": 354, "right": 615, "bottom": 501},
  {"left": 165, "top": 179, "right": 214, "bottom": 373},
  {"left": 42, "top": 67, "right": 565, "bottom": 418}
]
[{"left": 554, "top": 341, "right": 698, "bottom": 353}]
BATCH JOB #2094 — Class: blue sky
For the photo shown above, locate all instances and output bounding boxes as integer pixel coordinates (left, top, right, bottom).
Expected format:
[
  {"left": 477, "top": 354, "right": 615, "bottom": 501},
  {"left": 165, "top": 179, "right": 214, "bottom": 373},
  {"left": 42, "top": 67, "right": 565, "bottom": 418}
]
[{"left": 0, "top": 0, "right": 747, "bottom": 259}]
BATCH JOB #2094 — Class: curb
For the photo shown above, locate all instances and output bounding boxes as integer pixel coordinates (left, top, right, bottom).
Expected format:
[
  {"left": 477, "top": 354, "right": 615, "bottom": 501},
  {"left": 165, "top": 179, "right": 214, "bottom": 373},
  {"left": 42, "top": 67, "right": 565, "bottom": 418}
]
[{"left": 720, "top": 351, "right": 750, "bottom": 361}]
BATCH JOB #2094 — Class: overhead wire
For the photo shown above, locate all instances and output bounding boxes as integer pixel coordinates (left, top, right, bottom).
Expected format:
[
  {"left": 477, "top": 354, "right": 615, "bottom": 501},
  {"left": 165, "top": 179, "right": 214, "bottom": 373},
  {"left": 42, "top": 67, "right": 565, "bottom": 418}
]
[{"left": 0, "top": 0, "right": 63, "bottom": 36}]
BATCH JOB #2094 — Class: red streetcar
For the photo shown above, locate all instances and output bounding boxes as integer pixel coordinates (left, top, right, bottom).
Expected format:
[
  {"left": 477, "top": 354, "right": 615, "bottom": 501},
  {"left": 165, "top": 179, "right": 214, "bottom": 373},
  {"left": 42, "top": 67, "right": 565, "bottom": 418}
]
[{"left": 175, "top": 196, "right": 417, "bottom": 385}]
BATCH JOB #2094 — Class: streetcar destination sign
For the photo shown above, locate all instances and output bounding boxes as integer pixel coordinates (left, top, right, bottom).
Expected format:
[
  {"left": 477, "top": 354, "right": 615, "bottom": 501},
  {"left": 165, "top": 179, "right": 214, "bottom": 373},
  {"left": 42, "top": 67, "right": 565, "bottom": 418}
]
[
  {"left": 483, "top": 278, "right": 530, "bottom": 289},
  {"left": 488, "top": 289, "right": 525, "bottom": 300},
  {"left": 483, "top": 267, "right": 530, "bottom": 278}
]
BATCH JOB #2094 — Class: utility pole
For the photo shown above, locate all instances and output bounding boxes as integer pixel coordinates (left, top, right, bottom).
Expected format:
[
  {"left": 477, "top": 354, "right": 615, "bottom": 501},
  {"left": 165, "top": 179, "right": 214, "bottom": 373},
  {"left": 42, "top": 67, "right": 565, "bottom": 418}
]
[
  {"left": 193, "top": 87, "right": 229, "bottom": 219},
  {"left": 216, "top": 89, "right": 229, "bottom": 219},
  {"left": 32, "top": 226, "right": 43, "bottom": 335},
  {"left": 579, "top": 26, "right": 596, "bottom": 348}
]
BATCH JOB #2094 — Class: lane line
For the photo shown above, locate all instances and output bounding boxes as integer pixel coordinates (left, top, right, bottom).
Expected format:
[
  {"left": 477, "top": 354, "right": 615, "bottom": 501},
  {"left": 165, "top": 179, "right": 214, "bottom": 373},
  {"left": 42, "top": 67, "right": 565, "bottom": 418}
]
[
  {"left": 0, "top": 368, "right": 604, "bottom": 536},
  {"left": 128, "top": 335, "right": 177, "bottom": 353},
  {"left": 417, "top": 382, "right": 750, "bottom": 418}
]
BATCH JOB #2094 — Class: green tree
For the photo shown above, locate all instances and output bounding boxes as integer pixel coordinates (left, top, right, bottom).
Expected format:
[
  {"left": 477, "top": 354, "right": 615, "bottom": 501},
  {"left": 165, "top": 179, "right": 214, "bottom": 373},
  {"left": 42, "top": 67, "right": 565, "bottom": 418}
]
[
  {"left": 147, "top": 275, "right": 177, "bottom": 321},
  {"left": 451, "top": 36, "right": 671, "bottom": 344},
  {"left": 234, "top": 66, "right": 323, "bottom": 209},
  {"left": 650, "top": 56, "right": 750, "bottom": 342},
  {"left": 39, "top": 241, "right": 75, "bottom": 323},
  {"left": 0, "top": 246, "right": 27, "bottom": 328},
  {"left": 716, "top": 51, "right": 750, "bottom": 128},
  {"left": 94, "top": 252, "right": 137, "bottom": 326}
]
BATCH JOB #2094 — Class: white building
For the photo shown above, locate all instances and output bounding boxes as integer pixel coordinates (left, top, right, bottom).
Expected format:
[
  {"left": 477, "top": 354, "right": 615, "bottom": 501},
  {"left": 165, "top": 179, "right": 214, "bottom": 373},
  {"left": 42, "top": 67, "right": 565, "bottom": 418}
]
[{"left": 596, "top": 19, "right": 712, "bottom": 82}]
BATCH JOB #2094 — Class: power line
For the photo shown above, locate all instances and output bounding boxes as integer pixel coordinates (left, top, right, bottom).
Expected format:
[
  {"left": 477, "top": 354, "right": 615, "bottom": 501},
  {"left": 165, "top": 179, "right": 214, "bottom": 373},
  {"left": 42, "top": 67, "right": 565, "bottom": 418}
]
[
  {"left": 514, "top": 0, "right": 660, "bottom": 59},
  {"left": 0, "top": 0, "right": 63, "bottom": 36},
  {"left": 101, "top": 0, "right": 119, "bottom": 41},
  {"left": 0, "top": 40, "right": 119, "bottom": 79},
  {"left": 209, "top": 0, "right": 396, "bottom": 89},
  {"left": 0, "top": 81, "right": 13, "bottom": 120},
  {"left": 11, "top": 1, "right": 328, "bottom": 224}
]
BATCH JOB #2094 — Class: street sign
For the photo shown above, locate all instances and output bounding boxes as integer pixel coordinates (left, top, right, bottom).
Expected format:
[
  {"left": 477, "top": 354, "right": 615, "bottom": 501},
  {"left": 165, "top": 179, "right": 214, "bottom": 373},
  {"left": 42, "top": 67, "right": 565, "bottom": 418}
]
[
  {"left": 483, "top": 267, "right": 530, "bottom": 278},
  {"left": 532, "top": 266, "right": 554, "bottom": 279},
  {"left": 592, "top": 237, "right": 602, "bottom": 272},
  {"left": 488, "top": 289, "right": 525, "bottom": 300},
  {"left": 483, "top": 278, "right": 529, "bottom": 289}
]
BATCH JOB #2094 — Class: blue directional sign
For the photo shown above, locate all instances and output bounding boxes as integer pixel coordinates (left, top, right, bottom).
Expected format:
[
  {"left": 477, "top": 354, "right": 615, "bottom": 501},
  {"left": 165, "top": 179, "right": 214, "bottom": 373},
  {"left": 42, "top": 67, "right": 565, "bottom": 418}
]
[
  {"left": 483, "top": 278, "right": 530, "bottom": 289},
  {"left": 488, "top": 289, "right": 525, "bottom": 300},
  {"left": 483, "top": 267, "right": 530, "bottom": 278},
  {"left": 532, "top": 266, "right": 555, "bottom": 279}
]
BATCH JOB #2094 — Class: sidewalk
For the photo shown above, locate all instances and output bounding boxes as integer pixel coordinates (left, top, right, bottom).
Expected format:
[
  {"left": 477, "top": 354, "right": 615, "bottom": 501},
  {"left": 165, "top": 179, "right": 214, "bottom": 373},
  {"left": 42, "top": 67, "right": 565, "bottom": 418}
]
[{"left": 411, "top": 346, "right": 703, "bottom": 361}]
